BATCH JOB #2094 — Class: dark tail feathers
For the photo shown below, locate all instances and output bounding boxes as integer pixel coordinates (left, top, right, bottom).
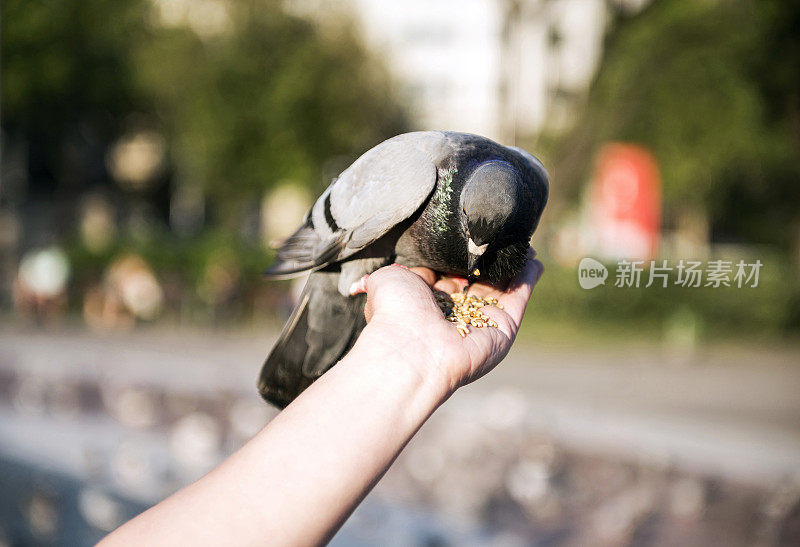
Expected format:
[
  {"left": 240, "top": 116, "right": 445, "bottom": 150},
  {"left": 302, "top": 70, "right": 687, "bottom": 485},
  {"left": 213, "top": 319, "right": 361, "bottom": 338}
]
[{"left": 258, "top": 270, "right": 366, "bottom": 408}]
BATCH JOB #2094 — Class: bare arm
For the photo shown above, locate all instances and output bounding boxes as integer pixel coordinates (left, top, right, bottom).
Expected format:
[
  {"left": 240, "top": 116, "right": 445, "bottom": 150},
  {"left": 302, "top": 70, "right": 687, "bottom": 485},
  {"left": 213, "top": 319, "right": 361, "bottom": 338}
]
[{"left": 102, "top": 251, "right": 543, "bottom": 546}]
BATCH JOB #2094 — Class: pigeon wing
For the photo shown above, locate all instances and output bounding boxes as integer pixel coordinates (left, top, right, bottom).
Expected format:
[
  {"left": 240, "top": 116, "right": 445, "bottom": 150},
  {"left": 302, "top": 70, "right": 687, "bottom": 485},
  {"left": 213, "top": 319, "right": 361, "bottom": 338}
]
[{"left": 265, "top": 131, "right": 446, "bottom": 277}]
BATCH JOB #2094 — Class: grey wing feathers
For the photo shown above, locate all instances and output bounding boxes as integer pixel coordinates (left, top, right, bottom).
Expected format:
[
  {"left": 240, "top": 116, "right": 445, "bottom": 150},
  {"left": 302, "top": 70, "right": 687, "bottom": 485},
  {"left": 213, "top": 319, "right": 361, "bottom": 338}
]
[
  {"left": 265, "top": 131, "right": 446, "bottom": 277},
  {"left": 264, "top": 222, "right": 326, "bottom": 278},
  {"left": 330, "top": 132, "right": 444, "bottom": 251}
]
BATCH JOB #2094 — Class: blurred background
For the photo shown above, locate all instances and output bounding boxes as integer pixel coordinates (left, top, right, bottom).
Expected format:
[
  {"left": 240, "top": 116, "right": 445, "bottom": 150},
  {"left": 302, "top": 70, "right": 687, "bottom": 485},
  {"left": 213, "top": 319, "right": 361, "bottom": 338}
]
[{"left": 2, "top": 0, "right": 800, "bottom": 544}]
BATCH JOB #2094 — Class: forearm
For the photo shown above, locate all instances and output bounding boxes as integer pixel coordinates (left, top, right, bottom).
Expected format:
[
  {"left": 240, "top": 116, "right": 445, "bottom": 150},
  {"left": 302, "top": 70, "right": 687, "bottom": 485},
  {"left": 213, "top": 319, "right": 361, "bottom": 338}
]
[{"left": 101, "top": 325, "right": 450, "bottom": 546}]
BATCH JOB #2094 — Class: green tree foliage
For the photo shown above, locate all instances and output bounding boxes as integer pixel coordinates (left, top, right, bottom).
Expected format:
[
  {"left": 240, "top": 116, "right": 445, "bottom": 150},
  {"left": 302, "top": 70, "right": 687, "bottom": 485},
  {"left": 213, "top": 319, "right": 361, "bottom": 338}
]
[
  {"left": 133, "top": 1, "right": 407, "bottom": 206},
  {"left": 2, "top": 0, "right": 153, "bottom": 191},
  {"left": 2, "top": 0, "right": 151, "bottom": 127},
  {"left": 2, "top": 0, "right": 407, "bottom": 218},
  {"left": 553, "top": 0, "right": 800, "bottom": 248}
]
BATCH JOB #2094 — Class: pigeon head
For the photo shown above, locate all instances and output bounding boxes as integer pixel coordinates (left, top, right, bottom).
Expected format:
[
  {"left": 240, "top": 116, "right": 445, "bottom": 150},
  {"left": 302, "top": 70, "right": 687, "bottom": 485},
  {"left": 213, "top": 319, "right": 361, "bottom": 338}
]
[{"left": 461, "top": 160, "right": 519, "bottom": 274}]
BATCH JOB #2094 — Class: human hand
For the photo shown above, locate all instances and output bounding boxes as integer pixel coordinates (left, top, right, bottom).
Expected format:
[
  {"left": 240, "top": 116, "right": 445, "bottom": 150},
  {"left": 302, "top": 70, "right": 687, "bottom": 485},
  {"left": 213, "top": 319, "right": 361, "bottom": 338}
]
[{"left": 355, "top": 248, "right": 543, "bottom": 397}]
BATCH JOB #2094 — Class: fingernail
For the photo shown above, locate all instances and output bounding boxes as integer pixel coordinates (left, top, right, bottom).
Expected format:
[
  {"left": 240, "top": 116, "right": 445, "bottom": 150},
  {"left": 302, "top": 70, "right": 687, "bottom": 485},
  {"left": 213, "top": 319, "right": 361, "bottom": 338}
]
[{"left": 348, "top": 274, "right": 370, "bottom": 295}]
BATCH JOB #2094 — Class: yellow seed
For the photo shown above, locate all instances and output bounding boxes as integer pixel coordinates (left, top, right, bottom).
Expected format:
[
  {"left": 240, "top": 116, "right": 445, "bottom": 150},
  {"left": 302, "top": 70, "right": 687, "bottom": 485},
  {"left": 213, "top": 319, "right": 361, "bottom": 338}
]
[{"left": 434, "top": 288, "right": 503, "bottom": 336}]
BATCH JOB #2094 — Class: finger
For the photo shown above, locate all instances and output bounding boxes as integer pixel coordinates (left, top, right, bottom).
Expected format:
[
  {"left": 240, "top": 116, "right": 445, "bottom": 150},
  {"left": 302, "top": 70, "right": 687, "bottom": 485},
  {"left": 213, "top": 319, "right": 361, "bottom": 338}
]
[
  {"left": 433, "top": 277, "right": 464, "bottom": 294},
  {"left": 408, "top": 269, "right": 470, "bottom": 295},
  {"left": 498, "top": 253, "right": 544, "bottom": 324},
  {"left": 364, "top": 264, "right": 441, "bottom": 322},
  {"left": 463, "top": 282, "right": 497, "bottom": 299},
  {"left": 367, "top": 264, "right": 433, "bottom": 296},
  {"left": 408, "top": 266, "right": 437, "bottom": 286},
  {"left": 469, "top": 255, "right": 542, "bottom": 339}
]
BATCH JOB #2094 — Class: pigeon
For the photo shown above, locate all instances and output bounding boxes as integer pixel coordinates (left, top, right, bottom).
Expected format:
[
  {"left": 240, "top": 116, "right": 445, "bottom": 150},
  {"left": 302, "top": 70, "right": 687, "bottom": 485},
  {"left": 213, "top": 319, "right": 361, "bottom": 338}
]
[{"left": 259, "top": 131, "right": 548, "bottom": 408}]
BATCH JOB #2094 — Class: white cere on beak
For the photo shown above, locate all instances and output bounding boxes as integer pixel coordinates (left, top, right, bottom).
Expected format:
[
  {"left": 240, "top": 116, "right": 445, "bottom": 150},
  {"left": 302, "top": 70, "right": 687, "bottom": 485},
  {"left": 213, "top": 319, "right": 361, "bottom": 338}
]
[{"left": 468, "top": 238, "right": 488, "bottom": 256}]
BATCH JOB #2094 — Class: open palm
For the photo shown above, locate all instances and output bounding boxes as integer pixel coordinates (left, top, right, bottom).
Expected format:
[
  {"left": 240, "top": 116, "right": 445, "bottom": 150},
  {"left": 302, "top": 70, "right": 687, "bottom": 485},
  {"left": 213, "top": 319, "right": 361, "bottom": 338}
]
[{"left": 359, "top": 248, "right": 544, "bottom": 393}]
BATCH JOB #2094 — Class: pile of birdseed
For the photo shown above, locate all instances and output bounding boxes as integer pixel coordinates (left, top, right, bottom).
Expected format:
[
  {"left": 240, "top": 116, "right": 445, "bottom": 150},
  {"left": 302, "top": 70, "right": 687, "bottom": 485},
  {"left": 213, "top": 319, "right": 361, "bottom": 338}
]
[{"left": 435, "top": 291, "right": 503, "bottom": 337}]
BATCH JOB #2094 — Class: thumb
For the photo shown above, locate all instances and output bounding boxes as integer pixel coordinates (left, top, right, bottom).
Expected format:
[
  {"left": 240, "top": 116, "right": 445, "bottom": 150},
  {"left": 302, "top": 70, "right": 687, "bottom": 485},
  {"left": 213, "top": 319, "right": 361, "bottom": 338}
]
[{"left": 363, "top": 265, "right": 441, "bottom": 323}]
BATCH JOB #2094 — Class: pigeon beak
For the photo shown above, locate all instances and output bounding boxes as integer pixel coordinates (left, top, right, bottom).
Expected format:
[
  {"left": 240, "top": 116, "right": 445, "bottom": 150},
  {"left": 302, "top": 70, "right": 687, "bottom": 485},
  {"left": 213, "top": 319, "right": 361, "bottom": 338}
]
[
  {"left": 467, "top": 238, "right": 488, "bottom": 276},
  {"left": 467, "top": 253, "right": 481, "bottom": 276}
]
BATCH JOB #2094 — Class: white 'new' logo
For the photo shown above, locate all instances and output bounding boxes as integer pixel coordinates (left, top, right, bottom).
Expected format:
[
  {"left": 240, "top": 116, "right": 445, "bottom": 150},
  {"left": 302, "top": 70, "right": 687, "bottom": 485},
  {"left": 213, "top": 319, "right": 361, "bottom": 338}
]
[{"left": 578, "top": 257, "right": 608, "bottom": 289}]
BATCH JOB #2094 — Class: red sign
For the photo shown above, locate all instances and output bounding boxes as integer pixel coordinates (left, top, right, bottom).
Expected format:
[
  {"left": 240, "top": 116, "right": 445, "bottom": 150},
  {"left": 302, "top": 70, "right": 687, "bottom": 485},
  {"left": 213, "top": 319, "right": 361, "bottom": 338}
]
[{"left": 589, "top": 143, "right": 661, "bottom": 261}]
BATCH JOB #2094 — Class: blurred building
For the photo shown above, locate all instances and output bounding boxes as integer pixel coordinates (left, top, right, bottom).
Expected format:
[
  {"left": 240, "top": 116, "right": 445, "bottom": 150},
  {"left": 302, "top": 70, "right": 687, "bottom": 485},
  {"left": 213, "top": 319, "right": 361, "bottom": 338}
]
[{"left": 290, "top": 0, "right": 620, "bottom": 143}]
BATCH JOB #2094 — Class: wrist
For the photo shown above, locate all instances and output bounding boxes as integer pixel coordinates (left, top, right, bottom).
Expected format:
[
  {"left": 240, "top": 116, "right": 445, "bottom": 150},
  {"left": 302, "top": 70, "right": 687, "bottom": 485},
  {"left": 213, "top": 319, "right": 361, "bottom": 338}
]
[{"left": 345, "top": 321, "right": 455, "bottom": 406}]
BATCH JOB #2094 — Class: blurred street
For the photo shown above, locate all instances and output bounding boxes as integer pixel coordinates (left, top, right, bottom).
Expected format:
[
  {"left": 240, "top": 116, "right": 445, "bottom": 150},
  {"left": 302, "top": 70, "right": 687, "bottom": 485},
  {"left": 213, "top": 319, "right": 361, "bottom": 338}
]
[
  {"left": 1, "top": 328, "right": 799, "bottom": 545},
  {"left": 468, "top": 340, "right": 800, "bottom": 484}
]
